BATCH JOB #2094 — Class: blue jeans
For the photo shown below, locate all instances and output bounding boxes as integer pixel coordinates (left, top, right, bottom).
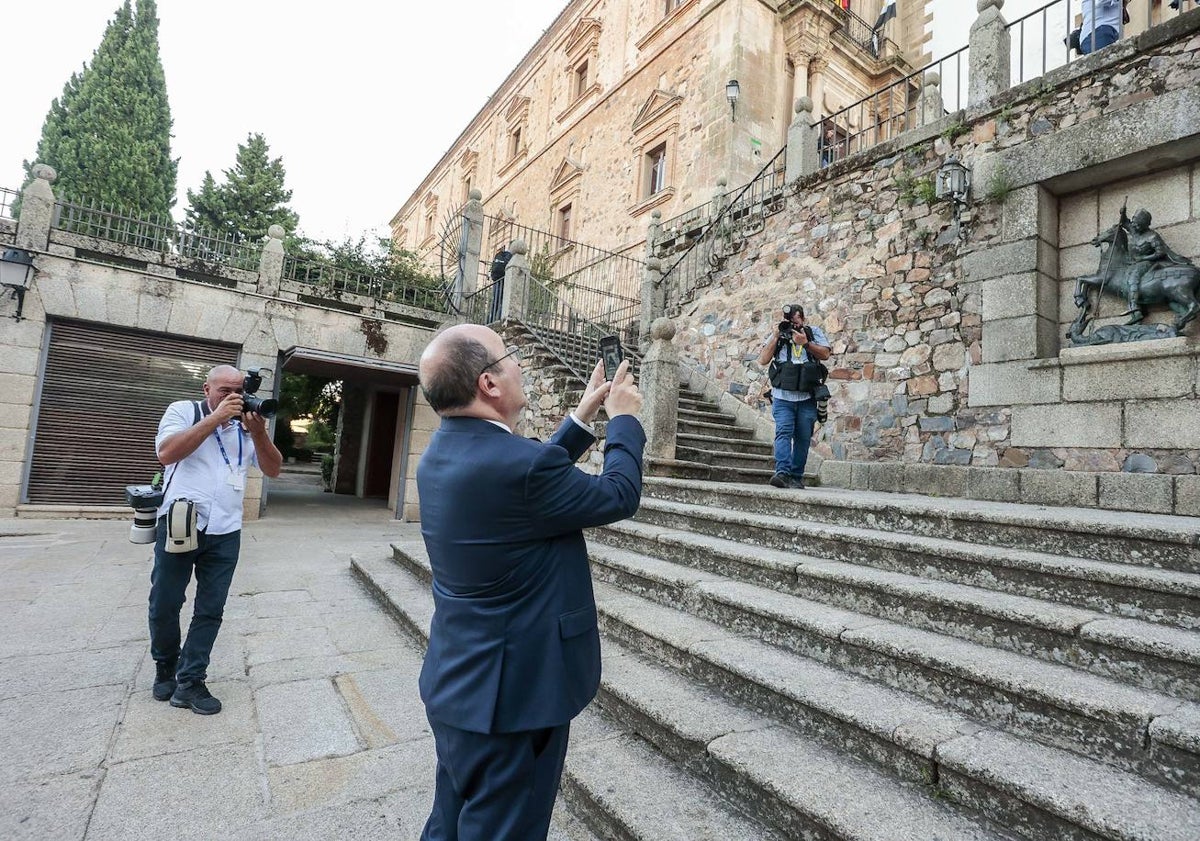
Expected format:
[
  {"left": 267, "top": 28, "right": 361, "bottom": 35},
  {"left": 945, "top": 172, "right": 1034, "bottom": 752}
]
[
  {"left": 772, "top": 397, "right": 818, "bottom": 479},
  {"left": 148, "top": 517, "right": 240, "bottom": 684},
  {"left": 1080, "top": 25, "right": 1118, "bottom": 55}
]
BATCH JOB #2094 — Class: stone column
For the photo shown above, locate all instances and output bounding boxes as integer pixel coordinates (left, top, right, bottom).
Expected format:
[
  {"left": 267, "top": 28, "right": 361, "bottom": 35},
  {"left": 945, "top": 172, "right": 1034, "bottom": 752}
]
[
  {"left": 786, "top": 97, "right": 819, "bottom": 181},
  {"left": 640, "top": 317, "right": 679, "bottom": 461},
  {"left": 460, "top": 189, "right": 485, "bottom": 303},
  {"left": 917, "top": 72, "right": 945, "bottom": 126},
  {"left": 499, "top": 238, "right": 530, "bottom": 322},
  {"left": 969, "top": 0, "right": 1010, "bottom": 107},
  {"left": 639, "top": 256, "right": 663, "bottom": 347},
  {"left": 16, "top": 164, "right": 56, "bottom": 251},
  {"left": 646, "top": 209, "right": 662, "bottom": 259},
  {"left": 257, "top": 225, "right": 286, "bottom": 297}
]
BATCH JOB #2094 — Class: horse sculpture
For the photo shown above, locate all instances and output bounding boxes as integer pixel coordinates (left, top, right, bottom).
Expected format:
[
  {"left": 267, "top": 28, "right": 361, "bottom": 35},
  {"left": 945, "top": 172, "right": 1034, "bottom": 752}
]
[{"left": 1072, "top": 206, "right": 1200, "bottom": 336}]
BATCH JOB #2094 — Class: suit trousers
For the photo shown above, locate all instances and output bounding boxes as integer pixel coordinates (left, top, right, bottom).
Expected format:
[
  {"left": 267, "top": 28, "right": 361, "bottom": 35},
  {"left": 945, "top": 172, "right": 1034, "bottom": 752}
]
[{"left": 421, "top": 714, "right": 571, "bottom": 841}]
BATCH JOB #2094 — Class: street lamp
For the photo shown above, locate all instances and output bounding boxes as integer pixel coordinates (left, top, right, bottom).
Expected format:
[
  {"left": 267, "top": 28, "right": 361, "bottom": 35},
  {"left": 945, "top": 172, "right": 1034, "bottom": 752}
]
[
  {"left": 0, "top": 247, "right": 35, "bottom": 321},
  {"left": 726, "top": 79, "right": 740, "bottom": 122}
]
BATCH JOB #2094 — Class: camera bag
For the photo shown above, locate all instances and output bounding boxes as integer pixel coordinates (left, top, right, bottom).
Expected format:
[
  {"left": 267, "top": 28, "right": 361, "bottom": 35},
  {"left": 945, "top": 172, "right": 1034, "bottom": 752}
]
[
  {"left": 164, "top": 498, "right": 198, "bottom": 553},
  {"left": 768, "top": 328, "right": 828, "bottom": 392}
]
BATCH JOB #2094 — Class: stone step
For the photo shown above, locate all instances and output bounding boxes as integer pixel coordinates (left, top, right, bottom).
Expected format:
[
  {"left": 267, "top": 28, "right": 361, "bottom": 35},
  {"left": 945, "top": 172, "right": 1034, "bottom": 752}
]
[
  {"left": 598, "top": 519, "right": 1200, "bottom": 701},
  {"left": 675, "top": 445, "right": 773, "bottom": 471},
  {"left": 676, "top": 432, "right": 773, "bottom": 455},
  {"left": 353, "top": 548, "right": 782, "bottom": 840},
  {"left": 597, "top": 640, "right": 1009, "bottom": 841},
  {"left": 677, "top": 407, "right": 738, "bottom": 425},
  {"left": 633, "top": 496, "right": 1200, "bottom": 631},
  {"left": 593, "top": 580, "right": 1200, "bottom": 841},
  {"left": 641, "top": 478, "right": 1200, "bottom": 575},
  {"left": 677, "top": 419, "right": 757, "bottom": 439},
  {"left": 645, "top": 458, "right": 777, "bottom": 485},
  {"left": 586, "top": 542, "right": 1200, "bottom": 790}
]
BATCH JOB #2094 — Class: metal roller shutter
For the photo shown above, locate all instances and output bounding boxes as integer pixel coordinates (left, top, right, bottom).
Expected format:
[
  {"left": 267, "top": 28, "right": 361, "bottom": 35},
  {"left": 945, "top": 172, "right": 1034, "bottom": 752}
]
[{"left": 25, "top": 320, "right": 239, "bottom": 505}]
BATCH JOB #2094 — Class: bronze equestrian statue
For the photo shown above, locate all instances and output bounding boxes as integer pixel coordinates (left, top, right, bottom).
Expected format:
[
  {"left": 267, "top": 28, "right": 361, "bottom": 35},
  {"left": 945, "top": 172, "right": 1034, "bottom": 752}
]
[{"left": 1073, "top": 206, "right": 1200, "bottom": 335}]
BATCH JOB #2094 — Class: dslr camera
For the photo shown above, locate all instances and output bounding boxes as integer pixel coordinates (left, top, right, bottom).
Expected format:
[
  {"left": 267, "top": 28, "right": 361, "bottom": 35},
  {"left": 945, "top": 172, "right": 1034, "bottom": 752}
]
[
  {"left": 778, "top": 303, "right": 803, "bottom": 343},
  {"left": 241, "top": 369, "right": 278, "bottom": 418},
  {"left": 125, "top": 483, "right": 164, "bottom": 544}
]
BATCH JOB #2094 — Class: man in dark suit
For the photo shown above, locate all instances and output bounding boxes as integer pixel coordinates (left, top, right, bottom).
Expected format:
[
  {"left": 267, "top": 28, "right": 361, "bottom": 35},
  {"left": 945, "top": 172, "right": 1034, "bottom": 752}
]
[{"left": 416, "top": 323, "right": 645, "bottom": 841}]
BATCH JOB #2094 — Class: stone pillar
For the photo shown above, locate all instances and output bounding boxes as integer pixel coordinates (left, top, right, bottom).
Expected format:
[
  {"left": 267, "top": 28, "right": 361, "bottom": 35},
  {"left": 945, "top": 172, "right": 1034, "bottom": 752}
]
[
  {"left": 460, "top": 189, "right": 485, "bottom": 303},
  {"left": 639, "top": 256, "right": 663, "bottom": 347},
  {"left": 16, "top": 164, "right": 56, "bottom": 251},
  {"left": 786, "top": 97, "right": 819, "bottom": 181},
  {"left": 499, "top": 238, "right": 530, "bottom": 322},
  {"left": 257, "top": 224, "right": 286, "bottom": 297},
  {"left": 917, "top": 72, "right": 945, "bottom": 126},
  {"left": 646, "top": 209, "right": 662, "bottom": 258},
  {"left": 640, "top": 317, "right": 679, "bottom": 461},
  {"left": 969, "top": 0, "right": 1010, "bottom": 107}
]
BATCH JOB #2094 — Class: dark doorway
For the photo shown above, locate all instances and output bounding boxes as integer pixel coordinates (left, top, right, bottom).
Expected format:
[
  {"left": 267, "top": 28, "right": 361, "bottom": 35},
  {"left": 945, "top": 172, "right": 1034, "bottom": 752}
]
[{"left": 364, "top": 392, "right": 400, "bottom": 499}]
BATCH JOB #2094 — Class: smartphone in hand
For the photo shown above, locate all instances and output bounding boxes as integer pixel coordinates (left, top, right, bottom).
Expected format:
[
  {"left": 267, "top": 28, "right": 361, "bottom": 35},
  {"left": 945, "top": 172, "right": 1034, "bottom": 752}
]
[{"left": 599, "top": 335, "right": 623, "bottom": 381}]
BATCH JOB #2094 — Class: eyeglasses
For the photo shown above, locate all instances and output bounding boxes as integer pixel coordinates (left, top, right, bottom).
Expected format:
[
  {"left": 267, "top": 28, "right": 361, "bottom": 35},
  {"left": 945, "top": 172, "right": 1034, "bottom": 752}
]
[{"left": 477, "top": 345, "right": 523, "bottom": 378}]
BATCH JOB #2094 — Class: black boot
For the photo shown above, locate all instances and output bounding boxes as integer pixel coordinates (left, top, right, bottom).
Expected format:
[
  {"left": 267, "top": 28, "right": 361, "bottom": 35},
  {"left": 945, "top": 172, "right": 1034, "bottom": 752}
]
[
  {"left": 152, "top": 659, "right": 177, "bottom": 702},
  {"left": 170, "top": 680, "right": 222, "bottom": 715}
]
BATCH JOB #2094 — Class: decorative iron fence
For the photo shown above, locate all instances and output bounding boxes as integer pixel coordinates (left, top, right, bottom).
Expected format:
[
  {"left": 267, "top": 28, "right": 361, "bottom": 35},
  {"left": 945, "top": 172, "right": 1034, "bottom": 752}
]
[
  {"left": 659, "top": 146, "right": 789, "bottom": 313},
  {"left": 54, "top": 198, "right": 262, "bottom": 271},
  {"left": 835, "top": 5, "right": 901, "bottom": 61},
  {"left": 283, "top": 254, "right": 452, "bottom": 312},
  {"left": 481, "top": 215, "right": 643, "bottom": 333},
  {"left": 819, "top": 44, "right": 970, "bottom": 167},
  {"left": 0, "top": 187, "right": 18, "bottom": 221}
]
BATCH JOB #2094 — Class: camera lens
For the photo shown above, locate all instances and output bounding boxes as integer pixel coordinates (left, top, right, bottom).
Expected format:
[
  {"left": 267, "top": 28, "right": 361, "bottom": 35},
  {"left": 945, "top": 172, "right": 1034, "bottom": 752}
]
[{"left": 243, "top": 396, "right": 278, "bottom": 418}]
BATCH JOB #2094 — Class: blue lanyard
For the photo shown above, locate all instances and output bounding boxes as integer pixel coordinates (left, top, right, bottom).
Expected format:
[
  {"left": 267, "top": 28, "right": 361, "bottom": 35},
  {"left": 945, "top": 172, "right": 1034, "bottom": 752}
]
[{"left": 213, "top": 424, "right": 243, "bottom": 470}]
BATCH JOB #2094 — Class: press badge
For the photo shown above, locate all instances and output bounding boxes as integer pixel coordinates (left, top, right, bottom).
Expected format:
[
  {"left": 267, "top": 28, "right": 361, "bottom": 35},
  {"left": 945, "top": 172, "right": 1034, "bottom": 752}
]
[{"left": 227, "top": 470, "right": 245, "bottom": 491}]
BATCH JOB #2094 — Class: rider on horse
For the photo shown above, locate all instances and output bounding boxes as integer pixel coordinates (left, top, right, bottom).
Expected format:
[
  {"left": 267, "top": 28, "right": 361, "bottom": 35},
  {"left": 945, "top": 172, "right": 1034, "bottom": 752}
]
[{"left": 1123, "top": 208, "right": 1192, "bottom": 322}]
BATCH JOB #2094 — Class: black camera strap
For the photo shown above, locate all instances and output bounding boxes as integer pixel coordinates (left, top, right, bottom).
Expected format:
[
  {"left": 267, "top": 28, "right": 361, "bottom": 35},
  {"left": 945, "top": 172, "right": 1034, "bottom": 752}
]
[{"left": 161, "top": 401, "right": 203, "bottom": 499}]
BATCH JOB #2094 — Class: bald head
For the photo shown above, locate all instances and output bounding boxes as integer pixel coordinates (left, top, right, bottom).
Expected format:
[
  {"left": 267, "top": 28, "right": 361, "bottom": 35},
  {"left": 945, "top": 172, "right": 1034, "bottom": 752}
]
[
  {"left": 419, "top": 324, "right": 502, "bottom": 414},
  {"left": 207, "top": 365, "right": 241, "bottom": 384}
]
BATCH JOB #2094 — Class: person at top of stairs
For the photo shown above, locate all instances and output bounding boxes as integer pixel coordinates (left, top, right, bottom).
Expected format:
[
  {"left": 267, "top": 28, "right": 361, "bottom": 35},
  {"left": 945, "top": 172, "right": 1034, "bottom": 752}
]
[{"left": 758, "top": 303, "right": 831, "bottom": 489}]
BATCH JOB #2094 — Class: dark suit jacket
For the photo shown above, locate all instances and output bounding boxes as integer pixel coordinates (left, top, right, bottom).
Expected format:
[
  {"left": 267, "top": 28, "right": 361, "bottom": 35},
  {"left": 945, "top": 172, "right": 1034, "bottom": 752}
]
[{"left": 417, "top": 413, "right": 645, "bottom": 734}]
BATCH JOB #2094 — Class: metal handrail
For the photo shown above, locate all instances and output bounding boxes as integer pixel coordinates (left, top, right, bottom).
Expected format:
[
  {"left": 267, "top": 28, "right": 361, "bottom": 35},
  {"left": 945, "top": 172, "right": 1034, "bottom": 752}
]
[{"left": 283, "top": 254, "right": 451, "bottom": 312}]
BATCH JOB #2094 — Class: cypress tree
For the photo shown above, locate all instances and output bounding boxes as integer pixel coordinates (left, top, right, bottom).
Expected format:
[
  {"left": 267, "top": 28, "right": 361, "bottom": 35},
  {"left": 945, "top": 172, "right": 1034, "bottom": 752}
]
[
  {"left": 185, "top": 133, "right": 299, "bottom": 243},
  {"left": 24, "top": 0, "right": 177, "bottom": 218}
]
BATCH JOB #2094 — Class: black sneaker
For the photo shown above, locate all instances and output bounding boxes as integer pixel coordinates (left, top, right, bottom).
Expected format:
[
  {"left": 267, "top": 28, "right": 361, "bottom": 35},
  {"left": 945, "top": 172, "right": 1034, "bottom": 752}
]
[
  {"left": 152, "top": 659, "right": 177, "bottom": 702},
  {"left": 170, "top": 680, "right": 222, "bottom": 715},
  {"left": 769, "top": 471, "right": 789, "bottom": 488},
  {"left": 789, "top": 475, "right": 806, "bottom": 489}
]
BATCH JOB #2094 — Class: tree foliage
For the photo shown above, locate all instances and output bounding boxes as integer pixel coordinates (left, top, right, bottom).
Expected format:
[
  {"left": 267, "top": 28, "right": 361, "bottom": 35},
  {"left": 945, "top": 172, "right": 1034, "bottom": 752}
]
[
  {"left": 290, "top": 234, "right": 443, "bottom": 303},
  {"left": 26, "top": 0, "right": 177, "bottom": 217},
  {"left": 185, "top": 133, "right": 299, "bottom": 242}
]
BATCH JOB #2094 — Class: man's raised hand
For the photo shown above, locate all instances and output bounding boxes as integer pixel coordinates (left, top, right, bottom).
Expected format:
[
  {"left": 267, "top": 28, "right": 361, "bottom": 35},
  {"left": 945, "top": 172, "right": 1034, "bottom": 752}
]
[
  {"left": 574, "top": 359, "right": 611, "bottom": 425},
  {"left": 604, "top": 360, "right": 642, "bottom": 419}
]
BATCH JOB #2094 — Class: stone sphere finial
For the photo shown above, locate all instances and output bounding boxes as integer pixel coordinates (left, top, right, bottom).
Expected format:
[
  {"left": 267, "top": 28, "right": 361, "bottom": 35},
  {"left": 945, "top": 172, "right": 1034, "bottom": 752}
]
[
  {"left": 651, "top": 209, "right": 662, "bottom": 220},
  {"left": 977, "top": 0, "right": 1003, "bottom": 12},
  {"left": 795, "top": 96, "right": 814, "bottom": 115},
  {"left": 717, "top": 176, "right": 728, "bottom": 188},
  {"left": 650, "top": 317, "right": 676, "bottom": 342},
  {"left": 924, "top": 71, "right": 941, "bottom": 87},
  {"left": 32, "top": 163, "right": 57, "bottom": 183},
  {"left": 510, "top": 238, "right": 529, "bottom": 256},
  {"left": 266, "top": 224, "right": 285, "bottom": 240},
  {"left": 646, "top": 256, "right": 662, "bottom": 271},
  {"left": 468, "top": 188, "right": 483, "bottom": 201}
]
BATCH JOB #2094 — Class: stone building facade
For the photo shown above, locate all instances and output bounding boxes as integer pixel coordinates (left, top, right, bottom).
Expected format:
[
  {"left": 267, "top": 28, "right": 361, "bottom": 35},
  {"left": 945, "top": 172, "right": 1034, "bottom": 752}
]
[
  {"left": 390, "top": 0, "right": 932, "bottom": 262},
  {"left": 663, "top": 9, "right": 1200, "bottom": 514}
]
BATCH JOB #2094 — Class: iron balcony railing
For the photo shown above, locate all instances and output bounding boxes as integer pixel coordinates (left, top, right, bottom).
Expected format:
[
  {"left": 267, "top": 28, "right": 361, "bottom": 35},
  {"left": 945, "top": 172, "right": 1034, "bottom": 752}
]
[
  {"left": 819, "top": 43, "right": 970, "bottom": 167},
  {"left": 659, "top": 145, "right": 789, "bottom": 312},
  {"left": 835, "top": 5, "right": 901, "bottom": 61},
  {"left": 283, "top": 255, "right": 452, "bottom": 312},
  {"left": 0, "top": 187, "right": 18, "bottom": 222},
  {"left": 54, "top": 198, "right": 262, "bottom": 271}
]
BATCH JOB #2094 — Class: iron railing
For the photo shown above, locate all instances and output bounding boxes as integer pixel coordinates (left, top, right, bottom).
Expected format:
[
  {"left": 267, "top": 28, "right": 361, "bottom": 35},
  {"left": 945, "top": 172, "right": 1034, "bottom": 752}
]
[
  {"left": 1008, "top": 0, "right": 1194, "bottom": 88},
  {"left": 659, "top": 146, "right": 789, "bottom": 312},
  {"left": 54, "top": 198, "right": 262, "bottom": 271},
  {"left": 0, "top": 187, "right": 18, "bottom": 221},
  {"left": 835, "top": 6, "right": 901, "bottom": 61},
  {"left": 819, "top": 44, "right": 970, "bottom": 167},
  {"left": 460, "top": 278, "right": 506, "bottom": 325},
  {"left": 283, "top": 255, "right": 452, "bottom": 312}
]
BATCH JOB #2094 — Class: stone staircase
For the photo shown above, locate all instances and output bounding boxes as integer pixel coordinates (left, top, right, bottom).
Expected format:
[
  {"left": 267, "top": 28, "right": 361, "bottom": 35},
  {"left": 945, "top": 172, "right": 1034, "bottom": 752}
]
[
  {"left": 353, "top": 478, "right": 1200, "bottom": 840},
  {"left": 510, "top": 322, "right": 782, "bottom": 485}
]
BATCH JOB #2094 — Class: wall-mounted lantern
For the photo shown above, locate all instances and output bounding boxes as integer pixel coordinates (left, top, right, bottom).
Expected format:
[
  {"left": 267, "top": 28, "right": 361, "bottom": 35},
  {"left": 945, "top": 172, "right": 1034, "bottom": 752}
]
[
  {"left": 0, "top": 248, "right": 35, "bottom": 321},
  {"left": 726, "top": 79, "right": 740, "bottom": 122}
]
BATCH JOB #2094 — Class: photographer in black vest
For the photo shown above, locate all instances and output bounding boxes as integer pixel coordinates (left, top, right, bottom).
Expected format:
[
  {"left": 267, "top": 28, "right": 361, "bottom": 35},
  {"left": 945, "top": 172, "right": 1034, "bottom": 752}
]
[{"left": 757, "top": 304, "right": 831, "bottom": 489}]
